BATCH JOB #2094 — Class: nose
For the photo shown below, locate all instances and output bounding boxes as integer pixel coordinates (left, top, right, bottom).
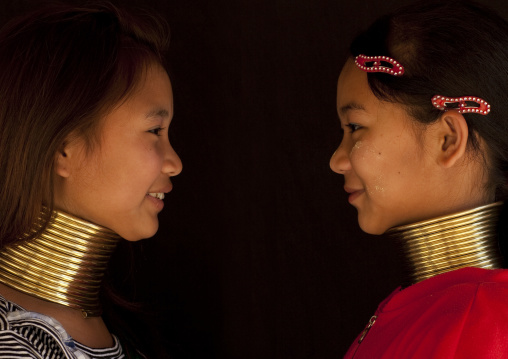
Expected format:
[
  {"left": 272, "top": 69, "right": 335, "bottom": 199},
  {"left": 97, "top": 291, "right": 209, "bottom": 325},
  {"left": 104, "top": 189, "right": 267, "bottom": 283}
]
[
  {"left": 329, "top": 139, "right": 352, "bottom": 175},
  {"left": 162, "top": 142, "right": 182, "bottom": 177}
]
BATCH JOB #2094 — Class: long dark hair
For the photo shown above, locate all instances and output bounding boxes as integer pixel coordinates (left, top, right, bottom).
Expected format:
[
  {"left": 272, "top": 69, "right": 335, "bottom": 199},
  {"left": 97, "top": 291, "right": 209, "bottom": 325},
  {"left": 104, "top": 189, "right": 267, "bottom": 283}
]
[
  {"left": 0, "top": 2, "right": 171, "bottom": 356},
  {"left": 0, "top": 2, "right": 169, "bottom": 247},
  {"left": 349, "top": 0, "right": 508, "bottom": 200}
]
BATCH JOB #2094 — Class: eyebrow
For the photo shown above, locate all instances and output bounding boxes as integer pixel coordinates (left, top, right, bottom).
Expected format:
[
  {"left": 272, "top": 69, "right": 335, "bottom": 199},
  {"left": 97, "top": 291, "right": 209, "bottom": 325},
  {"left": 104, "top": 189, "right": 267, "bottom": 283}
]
[
  {"left": 338, "top": 102, "right": 367, "bottom": 117},
  {"left": 145, "top": 108, "right": 170, "bottom": 120}
]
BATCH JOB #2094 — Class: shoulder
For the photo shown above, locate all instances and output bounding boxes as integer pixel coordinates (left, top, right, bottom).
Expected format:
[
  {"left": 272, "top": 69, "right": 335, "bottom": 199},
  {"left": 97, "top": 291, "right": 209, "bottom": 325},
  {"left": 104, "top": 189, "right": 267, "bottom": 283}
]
[
  {"left": 453, "top": 269, "right": 508, "bottom": 357},
  {"left": 0, "top": 294, "right": 125, "bottom": 359},
  {"left": 0, "top": 294, "right": 79, "bottom": 358},
  {"left": 364, "top": 268, "right": 508, "bottom": 358},
  {"left": 399, "top": 268, "right": 508, "bottom": 322}
]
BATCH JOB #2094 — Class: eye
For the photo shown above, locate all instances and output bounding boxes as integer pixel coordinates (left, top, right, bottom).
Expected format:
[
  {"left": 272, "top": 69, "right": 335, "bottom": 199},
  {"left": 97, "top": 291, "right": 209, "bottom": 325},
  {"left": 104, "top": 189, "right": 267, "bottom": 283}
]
[
  {"left": 148, "top": 127, "right": 165, "bottom": 136},
  {"left": 346, "top": 123, "right": 362, "bottom": 133}
]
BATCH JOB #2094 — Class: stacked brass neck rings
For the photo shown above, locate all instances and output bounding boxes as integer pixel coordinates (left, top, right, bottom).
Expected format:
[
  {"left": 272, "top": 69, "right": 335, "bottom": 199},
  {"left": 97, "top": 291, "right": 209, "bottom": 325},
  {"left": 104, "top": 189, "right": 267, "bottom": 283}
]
[
  {"left": 0, "top": 209, "right": 120, "bottom": 317},
  {"left": 388, "top": 202, "right": 504, "bottom": 288}
]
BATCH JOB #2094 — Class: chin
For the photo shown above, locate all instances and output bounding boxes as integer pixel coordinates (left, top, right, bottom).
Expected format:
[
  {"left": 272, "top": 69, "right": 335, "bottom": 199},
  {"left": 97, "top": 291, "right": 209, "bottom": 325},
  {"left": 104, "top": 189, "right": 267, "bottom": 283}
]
[
  {"left": 117, "top": 221, "right": 159, "bottom": 241},
  {"left": 358, "top": 215, "right": 388, "bottom": 235}
]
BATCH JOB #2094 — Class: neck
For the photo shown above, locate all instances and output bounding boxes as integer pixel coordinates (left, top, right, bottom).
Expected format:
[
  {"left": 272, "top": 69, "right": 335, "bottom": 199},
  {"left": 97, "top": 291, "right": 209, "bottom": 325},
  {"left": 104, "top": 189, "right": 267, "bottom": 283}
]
[
  {"left": 387, "top": 202, "right": 504, "bottom": 288},
  {"left": 0, "top": 209, "right": 120, "bottom": 317}
]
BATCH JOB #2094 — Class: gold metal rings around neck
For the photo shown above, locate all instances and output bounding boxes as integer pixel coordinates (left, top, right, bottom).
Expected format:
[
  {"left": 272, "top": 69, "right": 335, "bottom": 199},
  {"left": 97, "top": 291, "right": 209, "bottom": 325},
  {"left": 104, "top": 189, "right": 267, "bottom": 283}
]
[
  {"left": 387, "top": 202, "right": 503, "bottom": 288},
  {"left": 0, "top": 209, "right": 120, "bottom": 317}
]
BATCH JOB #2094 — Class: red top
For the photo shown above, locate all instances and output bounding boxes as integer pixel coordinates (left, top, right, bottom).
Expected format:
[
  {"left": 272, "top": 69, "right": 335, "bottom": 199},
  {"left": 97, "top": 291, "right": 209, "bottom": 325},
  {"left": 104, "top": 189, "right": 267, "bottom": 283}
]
[{"left": 344, "top": 267, "right": 508, "bottom": 358}]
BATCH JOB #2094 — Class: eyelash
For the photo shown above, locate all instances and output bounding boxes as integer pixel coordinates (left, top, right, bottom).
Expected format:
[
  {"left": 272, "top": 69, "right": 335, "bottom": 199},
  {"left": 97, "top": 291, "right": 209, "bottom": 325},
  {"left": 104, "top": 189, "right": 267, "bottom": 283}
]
[
  {"left": 345, "top": 123, "right": 362, "bottom": 133},
  {"left": 149, "top": 127, "right": 165, "bottom": 136}
]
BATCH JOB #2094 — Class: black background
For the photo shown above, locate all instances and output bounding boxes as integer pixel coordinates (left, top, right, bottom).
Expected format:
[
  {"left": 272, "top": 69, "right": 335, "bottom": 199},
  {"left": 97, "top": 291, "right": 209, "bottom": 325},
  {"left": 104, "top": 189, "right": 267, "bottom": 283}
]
[{"left": 2, "top": 0, "right": 508, "bottom": 358}]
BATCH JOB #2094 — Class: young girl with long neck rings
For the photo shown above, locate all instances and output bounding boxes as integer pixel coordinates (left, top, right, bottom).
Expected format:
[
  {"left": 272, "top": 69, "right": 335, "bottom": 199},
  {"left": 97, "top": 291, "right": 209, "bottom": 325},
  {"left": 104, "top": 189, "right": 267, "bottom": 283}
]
[
  {"left": 330, "top": 1, "right": 508, "bottom": 357},
  {"left": 0, "top": 3, "right": 182, "bottom": 357}
]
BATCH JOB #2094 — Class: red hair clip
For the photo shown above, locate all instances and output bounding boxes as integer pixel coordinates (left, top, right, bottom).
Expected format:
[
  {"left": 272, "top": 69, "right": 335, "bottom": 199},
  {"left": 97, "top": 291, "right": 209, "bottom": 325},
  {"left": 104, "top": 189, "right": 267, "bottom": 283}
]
[
  {"left": 355, "top": 54, "right": 405, "bottom": 76},
  {"left": 431, "top": 95, "right": 491, "bottom": 115}
]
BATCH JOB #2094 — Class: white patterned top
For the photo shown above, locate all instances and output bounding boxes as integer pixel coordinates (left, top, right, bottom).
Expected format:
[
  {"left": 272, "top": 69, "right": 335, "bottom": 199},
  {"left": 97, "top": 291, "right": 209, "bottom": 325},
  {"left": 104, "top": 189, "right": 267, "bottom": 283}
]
[{"left": 0, "top": 295, "right": 124, "bottom": 359}]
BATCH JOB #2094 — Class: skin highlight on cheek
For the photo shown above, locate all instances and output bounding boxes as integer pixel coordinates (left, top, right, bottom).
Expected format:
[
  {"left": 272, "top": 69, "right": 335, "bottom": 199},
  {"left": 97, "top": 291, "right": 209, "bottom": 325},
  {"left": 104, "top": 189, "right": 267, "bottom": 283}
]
[
  {"left": 349, "top": 140, "right": 362, "bottom": 158},
  {"left": 350, "top": 141, "right": 372, "bottom": 162},
  {"left": 373, "top": 175, "right": 385, "bottom": 194},
  {"left": 353, "top": 141, "right": 387, "bottom": 197},
  {"left": 371, "top": 152, "right": 385, "bottom": 194},
  {"left": 351, "top": 140, "right": 383, "bottom": 158},
  {"left": 351, "top": 141, "right": 384, "bottom": 165},
  {"left": 366, "top": 175, "right": 386, "bottom": 197}
]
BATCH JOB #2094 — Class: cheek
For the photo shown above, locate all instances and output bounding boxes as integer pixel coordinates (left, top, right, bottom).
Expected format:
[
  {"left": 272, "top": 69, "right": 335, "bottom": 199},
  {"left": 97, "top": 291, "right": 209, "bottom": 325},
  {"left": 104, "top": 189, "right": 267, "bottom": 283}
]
[
  {"left": 115, "top": 147, "right": 163, "bottom": 186},
  {"left": 142, "top": 145, "right": 165, "bottom": 172},
  {"left": 350, "top": 140, "right": 388, "bottom": 195},
  {"left": 70, "top": 155, "right": 103, "bottom": 192},
  {"left": 79, "top": 142, "right": 161, "bottom": 198}
]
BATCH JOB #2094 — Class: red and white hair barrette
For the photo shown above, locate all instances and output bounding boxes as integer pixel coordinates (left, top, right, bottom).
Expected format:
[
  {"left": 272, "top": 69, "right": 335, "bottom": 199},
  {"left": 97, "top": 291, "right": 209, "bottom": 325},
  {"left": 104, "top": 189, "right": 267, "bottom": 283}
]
[
  {"left": 431, "top": 95, "right": 491, "bottom": 115},
  {"left": 355, "top": 54, "right": 405, "bottom": 76}
]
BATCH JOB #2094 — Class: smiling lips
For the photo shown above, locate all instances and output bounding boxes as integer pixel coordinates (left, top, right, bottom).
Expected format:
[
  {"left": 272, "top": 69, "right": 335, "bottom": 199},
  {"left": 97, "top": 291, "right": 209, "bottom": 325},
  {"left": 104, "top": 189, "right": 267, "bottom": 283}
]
[
  {"left": 344, "top": 186, "right": 365, "bottom": 203},
  {"left": 148, "top": 192, "right": 165, "bottom": 200},
  {"left": 146, "top": 189, "right": 169, "bottom": 211},
  {"left": 147, "top": 184, "right": 173, "bottom": 201}
]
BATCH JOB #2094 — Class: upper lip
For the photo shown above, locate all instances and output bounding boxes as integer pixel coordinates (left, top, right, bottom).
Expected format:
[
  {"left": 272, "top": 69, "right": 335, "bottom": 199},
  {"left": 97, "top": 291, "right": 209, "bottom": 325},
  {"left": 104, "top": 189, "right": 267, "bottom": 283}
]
[
  {"left": 148, "top": 184, "right": 173, "bottom": 194},
  {"left": 344, "top": 186, "right": 363, "bottom": 194}
]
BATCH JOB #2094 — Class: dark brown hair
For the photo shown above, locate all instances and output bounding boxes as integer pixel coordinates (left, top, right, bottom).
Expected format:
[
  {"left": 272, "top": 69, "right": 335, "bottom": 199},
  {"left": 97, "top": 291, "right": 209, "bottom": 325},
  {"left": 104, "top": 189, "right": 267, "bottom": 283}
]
[
  {"left": 0, "top": 2, "right": 170, "bottom": 247},
  {"left": 349, "top": 0, "right": 508, "bottom": 200}
]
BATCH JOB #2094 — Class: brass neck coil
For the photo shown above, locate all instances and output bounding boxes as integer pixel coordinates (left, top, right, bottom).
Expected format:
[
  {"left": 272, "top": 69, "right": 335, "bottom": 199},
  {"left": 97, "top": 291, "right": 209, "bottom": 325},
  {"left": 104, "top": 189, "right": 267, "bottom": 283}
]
[
  {"left": 0, "top": 209, "right": 120, "bottom": 317},
  {"left": 388, "top": 202, "right": 503, "bottom": 288}
]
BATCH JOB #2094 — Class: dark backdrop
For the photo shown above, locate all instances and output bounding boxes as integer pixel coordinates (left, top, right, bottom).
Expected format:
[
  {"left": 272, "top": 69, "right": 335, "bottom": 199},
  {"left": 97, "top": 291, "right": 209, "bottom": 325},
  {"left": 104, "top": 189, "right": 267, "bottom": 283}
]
[{"left": 1, "top": 0, "right": 507, "bottom": 358}]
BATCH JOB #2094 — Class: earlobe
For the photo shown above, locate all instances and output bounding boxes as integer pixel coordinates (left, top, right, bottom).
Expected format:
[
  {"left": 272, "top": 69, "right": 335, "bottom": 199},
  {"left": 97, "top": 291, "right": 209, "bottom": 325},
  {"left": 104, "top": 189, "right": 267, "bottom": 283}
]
[
  {"left": 437, "top": 111, "right": 469, "bottom": 168},
  {"left": 54, "top": 147, "right": 71, "bottom": 178}
]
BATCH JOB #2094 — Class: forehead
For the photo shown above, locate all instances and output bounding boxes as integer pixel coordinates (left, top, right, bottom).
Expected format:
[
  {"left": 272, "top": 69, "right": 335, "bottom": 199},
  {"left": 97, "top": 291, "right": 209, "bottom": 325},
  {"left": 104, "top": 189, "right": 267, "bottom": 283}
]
[
  {"left": 130, "top": 63, "right": 173, "bottom": 114},
  {"left": 336, "top": 58, "right": 377, "bottom": 115},
  {"left": 336, "top": 58, "right": 418, "bottom": 134},
  {"left": 97, "top": 63, "right": 173, "bottom": 134}
]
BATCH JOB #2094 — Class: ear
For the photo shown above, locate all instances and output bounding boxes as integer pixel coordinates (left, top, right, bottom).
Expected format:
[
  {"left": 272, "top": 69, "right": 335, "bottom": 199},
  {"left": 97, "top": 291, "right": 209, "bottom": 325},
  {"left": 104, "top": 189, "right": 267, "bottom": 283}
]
[
  {"left": 55, "top": 136, "right": 83, "bottom": 178},
  {"left": 55, "top": 144, "right": 70, "bottom": 178},
  {"left": 435, "top": 110, "right": 469, "bottom": 168}
]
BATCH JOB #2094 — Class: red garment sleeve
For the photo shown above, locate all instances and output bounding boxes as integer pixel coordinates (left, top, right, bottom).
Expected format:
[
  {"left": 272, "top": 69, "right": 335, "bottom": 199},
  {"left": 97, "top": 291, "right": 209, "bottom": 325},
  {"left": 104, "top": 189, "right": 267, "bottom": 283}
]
[{"left": 454, "top": 282, "right": 508, "bottom": 358}]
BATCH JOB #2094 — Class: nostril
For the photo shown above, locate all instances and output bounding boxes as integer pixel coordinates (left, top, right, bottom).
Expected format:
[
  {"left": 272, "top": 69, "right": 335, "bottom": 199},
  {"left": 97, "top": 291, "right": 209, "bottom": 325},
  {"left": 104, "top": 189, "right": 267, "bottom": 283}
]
[{"left": 330, "top": 145, "right": 351, "bottom": 175}]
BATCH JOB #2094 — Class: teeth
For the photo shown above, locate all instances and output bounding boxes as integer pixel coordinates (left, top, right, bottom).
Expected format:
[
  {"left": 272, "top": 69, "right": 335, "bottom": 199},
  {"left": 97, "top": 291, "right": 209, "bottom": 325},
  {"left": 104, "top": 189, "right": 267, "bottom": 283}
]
[{"left": 148, "top": 193, "right": 165, "bottom": 200}]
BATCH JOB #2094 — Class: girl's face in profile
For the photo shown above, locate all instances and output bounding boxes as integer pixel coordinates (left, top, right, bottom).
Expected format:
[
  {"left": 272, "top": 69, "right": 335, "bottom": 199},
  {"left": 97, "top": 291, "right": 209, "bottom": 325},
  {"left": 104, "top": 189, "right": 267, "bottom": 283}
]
[
  {"left": 330, "top": 59, "right": 446, "bottom": 234},
  {"left": 54, "top": 63, "right": 182, "bottom": 241}
]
